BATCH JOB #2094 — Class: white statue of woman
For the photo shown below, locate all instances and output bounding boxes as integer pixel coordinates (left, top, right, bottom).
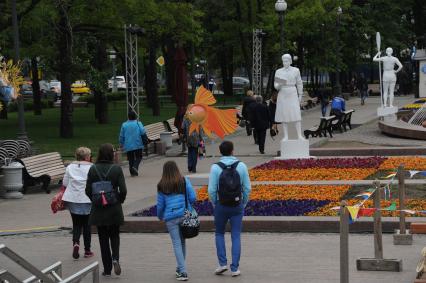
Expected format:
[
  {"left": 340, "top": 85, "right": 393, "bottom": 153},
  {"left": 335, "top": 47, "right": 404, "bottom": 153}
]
[
  {"left": 373, "top": 47, "right": 403, "bottom": 107},
  {"left": 274, "top": 54, "right": 304, "bottom": 140}
]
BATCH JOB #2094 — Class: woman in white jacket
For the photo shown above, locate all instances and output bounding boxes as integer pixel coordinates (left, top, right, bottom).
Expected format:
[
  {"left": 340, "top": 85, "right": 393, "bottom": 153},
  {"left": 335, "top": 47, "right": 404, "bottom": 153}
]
[{"left": 62, "top": 147, "right": 94, "bottom": 259}]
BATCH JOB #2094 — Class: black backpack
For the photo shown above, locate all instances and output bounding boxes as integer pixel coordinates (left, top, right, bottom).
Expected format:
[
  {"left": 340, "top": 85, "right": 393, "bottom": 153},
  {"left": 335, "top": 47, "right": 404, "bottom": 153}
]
[{"left": 216, "top": 161, "right": 242, "bottom": 206}]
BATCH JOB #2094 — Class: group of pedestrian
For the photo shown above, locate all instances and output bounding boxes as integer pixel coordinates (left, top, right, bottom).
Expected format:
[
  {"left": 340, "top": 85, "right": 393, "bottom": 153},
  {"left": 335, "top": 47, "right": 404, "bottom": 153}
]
[
  {"left": 157, "top": 140, "right": 251, "bottom": 281},
  {"left": 241, "top": 90, "right": 278, "bottom": 154},
  {"left": 62, "top": 143, "right": 127, "bottom": 277}
]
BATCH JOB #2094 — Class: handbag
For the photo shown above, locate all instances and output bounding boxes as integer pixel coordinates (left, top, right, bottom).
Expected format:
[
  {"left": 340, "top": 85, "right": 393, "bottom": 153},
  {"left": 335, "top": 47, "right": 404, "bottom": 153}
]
[
  {"left": 239, "top": 119, "right": 246, "bottom": 128},
  {"left": 91, "top": 165, "right": 118, "bottom": 207},
  {"left": 180, "top": 179, "right": 200, "bottom": 239},
  {"left": 138, "top": 122, "right": 149, "bottom": 146},
  {"left": 270, "top": 128, "right": 277, "bottom": 137},
  {"left": 51, "top": 186, "right": 66, "bottom": 214}
]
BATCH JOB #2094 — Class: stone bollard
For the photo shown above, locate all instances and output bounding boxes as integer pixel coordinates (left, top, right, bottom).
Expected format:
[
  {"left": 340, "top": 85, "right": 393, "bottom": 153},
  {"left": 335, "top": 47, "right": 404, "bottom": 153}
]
[
  {"left": 1, "top": 161, "right": 24, "bottom": 199},
  {"left": 394, "top": 164, "right": 413, "bottom": 245},
  {"left": 155, "top": 141, "right": 167, "bottom": 155}
]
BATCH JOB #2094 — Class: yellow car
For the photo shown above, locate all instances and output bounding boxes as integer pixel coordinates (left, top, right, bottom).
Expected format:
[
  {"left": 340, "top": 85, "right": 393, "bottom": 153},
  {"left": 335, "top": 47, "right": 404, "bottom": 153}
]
[{"left": 71, "top": 80, "right": 91, "bottom": 95}]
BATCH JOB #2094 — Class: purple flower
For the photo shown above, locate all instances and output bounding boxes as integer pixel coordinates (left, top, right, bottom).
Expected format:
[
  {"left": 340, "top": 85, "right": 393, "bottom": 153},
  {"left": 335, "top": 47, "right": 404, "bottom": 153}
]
[{"left": 133, "top": 199, "right": 330, "bottom": 217}]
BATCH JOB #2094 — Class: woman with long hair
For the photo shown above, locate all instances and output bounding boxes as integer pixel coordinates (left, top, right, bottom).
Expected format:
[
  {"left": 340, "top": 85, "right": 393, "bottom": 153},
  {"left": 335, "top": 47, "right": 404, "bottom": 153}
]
[
  {"left": 157, "top": 161, "right": 196, "bottom": 281},
  {"left": 86, "top": 143, "right": 127, "bottom": 277}
]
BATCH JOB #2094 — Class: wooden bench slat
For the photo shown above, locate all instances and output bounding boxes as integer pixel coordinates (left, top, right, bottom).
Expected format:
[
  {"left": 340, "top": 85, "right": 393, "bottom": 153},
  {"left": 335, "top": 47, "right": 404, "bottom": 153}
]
[
  {"left": 24, "top": 159, "right": 63, "bottom": 167},
  {"left": 29, "top": 165, "right": 66, "bottom": 176}
]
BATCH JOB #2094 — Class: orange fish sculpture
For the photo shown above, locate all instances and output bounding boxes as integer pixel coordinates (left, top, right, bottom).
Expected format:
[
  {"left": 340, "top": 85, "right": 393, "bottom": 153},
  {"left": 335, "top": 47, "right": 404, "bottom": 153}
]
[{"left": 187, "top": 86, "right": 238, "bottom": 139}]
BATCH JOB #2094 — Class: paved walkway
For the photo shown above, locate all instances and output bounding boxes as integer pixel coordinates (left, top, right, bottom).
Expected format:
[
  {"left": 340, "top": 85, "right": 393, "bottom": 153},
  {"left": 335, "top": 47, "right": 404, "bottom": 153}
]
[{"left": 0, "top": 231, "right": 424, "bottom": 283}]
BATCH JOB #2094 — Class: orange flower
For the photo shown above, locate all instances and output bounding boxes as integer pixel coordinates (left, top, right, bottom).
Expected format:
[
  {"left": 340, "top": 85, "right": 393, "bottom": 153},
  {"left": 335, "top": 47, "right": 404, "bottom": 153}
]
[
  {"left": 379, "top": 157, "right": 426, "bottom": 170},
  {"left": 249, "top": 168, "right": 376, "bottom": 181}
]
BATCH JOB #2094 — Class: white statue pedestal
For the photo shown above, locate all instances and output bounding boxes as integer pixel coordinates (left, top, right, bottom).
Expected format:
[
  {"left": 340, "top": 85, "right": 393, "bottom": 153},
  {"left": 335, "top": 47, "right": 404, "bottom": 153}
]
[
  {"left": 377, "top": 106, "right": 398, "bottom": 117},
  {"left": 275, "top": 139, "right": 310, "bottom": 160}
]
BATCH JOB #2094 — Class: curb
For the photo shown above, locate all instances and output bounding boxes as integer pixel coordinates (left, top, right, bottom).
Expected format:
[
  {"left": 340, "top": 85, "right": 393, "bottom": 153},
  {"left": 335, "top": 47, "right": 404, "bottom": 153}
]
[{"left": 121, "top": 216, "right": 426, "bottom": 234}]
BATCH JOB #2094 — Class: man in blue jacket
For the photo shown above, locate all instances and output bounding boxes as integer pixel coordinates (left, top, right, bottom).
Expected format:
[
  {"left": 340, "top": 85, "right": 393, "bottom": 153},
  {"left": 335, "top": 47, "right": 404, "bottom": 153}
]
[
  {"left": 330, "top": 95, "right": 346, "bottom": 118},
  {"left": 119, "top": 111, "right": 146, "bottom": 177},
  {"left": 208, "top": 141, "right": 251, "bottom": 277}
]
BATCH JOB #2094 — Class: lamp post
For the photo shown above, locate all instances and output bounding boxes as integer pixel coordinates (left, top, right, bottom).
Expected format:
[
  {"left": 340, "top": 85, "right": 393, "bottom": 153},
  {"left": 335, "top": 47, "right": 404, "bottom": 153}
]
[
  {"left": 109, "top": 50, "right": 117, "bottom": 93},
  {"left": 334, "top": 6, "right": 343, "bottom": 97},
  {"left": 275, "top": 0, "right": 287, "bottom": 52}
]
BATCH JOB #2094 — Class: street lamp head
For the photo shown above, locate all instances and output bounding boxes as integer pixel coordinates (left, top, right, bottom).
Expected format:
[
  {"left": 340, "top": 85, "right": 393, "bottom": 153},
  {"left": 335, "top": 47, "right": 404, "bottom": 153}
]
[
  {"left": 275, "top": 0, "right": 287, "bottom": 13},
  {"left": 108, "top": 49, "right": 116, "bottom": 60},
  {"left": 337, "top": 6, "right": 342, "bottom": 15}
]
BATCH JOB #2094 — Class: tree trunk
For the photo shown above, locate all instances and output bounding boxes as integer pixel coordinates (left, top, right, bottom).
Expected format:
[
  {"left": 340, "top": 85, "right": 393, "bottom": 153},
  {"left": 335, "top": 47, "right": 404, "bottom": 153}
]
[
  {"left": 220, "top": 47, "right": 233, "bottom": 97},
  {"left": 0, "top": 101, "right": 7, "bottom": 119},
  {"left": 57, "top": 0, "right": 73, "bottom": 138},
  {"left": 31, "top": 57, "right": 42, "bottom": 115},
  {"left": 164, "top": 40, "right": 176, "bottom": 102},
  {"left": 146, "top": 40, "right": 160, "bottom": 116}
]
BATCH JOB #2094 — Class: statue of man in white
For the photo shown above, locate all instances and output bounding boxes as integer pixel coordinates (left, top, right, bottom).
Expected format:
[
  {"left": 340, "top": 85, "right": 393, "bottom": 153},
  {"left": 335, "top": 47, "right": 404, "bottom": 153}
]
[
  {"left": 373, "top": 47, "right": 403, "bottom": 107},
  {"left": 274, "top": 54, "right": 304, "bottom": 140}
]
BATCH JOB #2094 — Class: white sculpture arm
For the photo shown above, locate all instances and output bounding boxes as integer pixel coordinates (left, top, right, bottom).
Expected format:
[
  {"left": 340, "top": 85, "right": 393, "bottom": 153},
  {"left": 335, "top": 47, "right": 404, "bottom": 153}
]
[
  {"left": 296, "top": 69, "right": 303, "bottom": 102},
  {"left": 394, "top": 58, "right": 403, "bottom": 73},
  {"left": 274, "top": 81, "right": 281, "bottom": 90},
  {"left": 372, "top": 52, "right": 382, "bottom": 62}
]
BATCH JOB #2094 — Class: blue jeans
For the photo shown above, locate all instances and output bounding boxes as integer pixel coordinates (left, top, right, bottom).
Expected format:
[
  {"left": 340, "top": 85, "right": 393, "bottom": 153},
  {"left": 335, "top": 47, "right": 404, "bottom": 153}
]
[
  {"left": 321, "top": 103, "right": 328, "bottom": 117},
  {"left": 166, "top": 217, "right": 186, "bottom": 273},
  {"left": 214, "top": 203, "right": 244, "bottom": 272},
  {"left": 187, "top": 146, "right": 198, "bottom": 172}
]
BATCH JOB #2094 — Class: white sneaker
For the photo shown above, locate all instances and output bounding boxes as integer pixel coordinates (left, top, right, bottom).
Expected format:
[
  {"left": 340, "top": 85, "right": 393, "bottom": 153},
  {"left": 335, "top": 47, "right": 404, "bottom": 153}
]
[
  {"left": 214, "top": 266, "right": 228, "bottom": 275},
  {"left": 231, "top": 270, "right": 241, "bottom": 277}
]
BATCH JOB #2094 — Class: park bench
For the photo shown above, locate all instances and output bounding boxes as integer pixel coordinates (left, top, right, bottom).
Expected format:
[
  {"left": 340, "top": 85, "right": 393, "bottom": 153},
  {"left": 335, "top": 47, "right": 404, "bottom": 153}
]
[
  {"left": 304, "top": 115, "right": 336, "bottom": 139},
  {"left": 163, "top": 118, "right": 180, "bottom": 141},
  {"left": 17, "top": 152, "right": 66, "bottom": 194},
  {"left": 143, "top": 122, "right": 168, "bottom": 155},
  {"left": 368, "top": 84, "right": 380, "bottom": 95},
  {"left": 332, "top": 109, "right": 355, "bottom": 133}
]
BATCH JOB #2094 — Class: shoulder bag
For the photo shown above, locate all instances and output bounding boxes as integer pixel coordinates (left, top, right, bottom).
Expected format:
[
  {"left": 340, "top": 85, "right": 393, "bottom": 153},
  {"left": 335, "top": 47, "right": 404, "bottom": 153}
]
[{"left": 179, "top": 179, "right": 200, "bottom": 239}]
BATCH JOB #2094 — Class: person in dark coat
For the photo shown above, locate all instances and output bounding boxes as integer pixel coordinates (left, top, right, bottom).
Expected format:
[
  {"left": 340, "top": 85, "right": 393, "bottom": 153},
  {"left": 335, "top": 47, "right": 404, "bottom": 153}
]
[
  {"left": 241, "top": 90, "right": 256, "bottom": 137},
  {"left": 252, "top": 95, "right": 271, "bottom": 154},
  {"left": 86, "top": 143, "right": 127, "bottom": 277},
  {"left": 268, "top": 91, "right": 279, "bottom": 135},
  {"left": 316, "top": 88, "right": 330, "bottom": 116},
  {"left": 356, "top": 73, "right": 368, "bottom": 105}
]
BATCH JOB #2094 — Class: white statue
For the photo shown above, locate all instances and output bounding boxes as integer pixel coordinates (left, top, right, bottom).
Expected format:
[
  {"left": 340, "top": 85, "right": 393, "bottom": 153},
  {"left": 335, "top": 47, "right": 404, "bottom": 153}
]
[
  {"left": 373, "top": 47, "right": 403, "bottom": 107},
  {"left": 274, "top": 54, "right": 304, "bottom": 140}
]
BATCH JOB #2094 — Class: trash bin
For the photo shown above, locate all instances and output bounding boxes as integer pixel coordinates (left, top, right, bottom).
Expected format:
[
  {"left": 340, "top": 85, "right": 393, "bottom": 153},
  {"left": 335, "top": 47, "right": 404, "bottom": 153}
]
[
  {"left": 160, "top": 132, "right": 173, "bottom": 148},
  {"left": 1, "top": 162, "right": 24, "bottom": 199}
]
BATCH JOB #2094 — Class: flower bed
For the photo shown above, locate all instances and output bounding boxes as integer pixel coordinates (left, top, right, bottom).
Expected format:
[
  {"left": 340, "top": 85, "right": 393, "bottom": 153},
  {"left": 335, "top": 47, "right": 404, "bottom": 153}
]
[
  {"left": 249, "top": 168, "right": 377, "bottom": 181},
  {"left": 379, "top": 157, "right": 426, "bottom": 170},
  {"left": 135, "top": 157, "right": 426, "bottom": 217}
]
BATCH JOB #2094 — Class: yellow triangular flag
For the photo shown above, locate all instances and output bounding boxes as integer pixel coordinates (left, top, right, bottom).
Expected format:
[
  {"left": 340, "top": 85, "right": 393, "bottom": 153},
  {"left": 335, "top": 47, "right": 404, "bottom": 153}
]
[{"left": 347, "top": 206, "right": 360, "bottom": 221}]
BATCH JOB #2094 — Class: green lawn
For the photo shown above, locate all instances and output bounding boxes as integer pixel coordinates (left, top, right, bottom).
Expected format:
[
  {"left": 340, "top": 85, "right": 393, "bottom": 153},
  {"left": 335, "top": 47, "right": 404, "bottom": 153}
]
[{"left": 0, "top": 101, "right": 176, "bottom": 158}]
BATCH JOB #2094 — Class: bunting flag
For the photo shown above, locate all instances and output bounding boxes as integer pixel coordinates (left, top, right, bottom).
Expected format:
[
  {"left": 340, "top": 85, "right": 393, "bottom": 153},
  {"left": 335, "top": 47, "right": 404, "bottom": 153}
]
[
  {"left": 358, "top": 208, "right": 376, "bottom": 217},
  {"left": 347, "top": 206, "right": 360, "bottom": 221},
  {"left": 355, "top": 192, "right": 373, "bottom": 199},
  {"left": 419, "top": 171, "right": 426, "bottom": 177},
  {"left": 383, "top": 202, "right": 397, "bottom": 211},
  {"left": 384, "top": 172, "right": 397, "bottom": 179},
  {"left": 402, "top": 209, "right": 416, "bottom": 215},
  {"left": 409, "top": 170, "right": 420, "bottom": 178}
]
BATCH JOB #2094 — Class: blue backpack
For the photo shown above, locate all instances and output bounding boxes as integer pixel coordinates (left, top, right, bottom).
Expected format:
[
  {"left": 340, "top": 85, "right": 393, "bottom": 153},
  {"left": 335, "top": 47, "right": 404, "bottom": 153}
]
[{"left": 216, "top": 161, "right": 242, "bottom": 206}]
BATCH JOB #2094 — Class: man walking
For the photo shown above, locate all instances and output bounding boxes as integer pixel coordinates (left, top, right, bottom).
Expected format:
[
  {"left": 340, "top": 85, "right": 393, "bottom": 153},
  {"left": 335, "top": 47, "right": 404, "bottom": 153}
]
[
  {"left": 208, "top": 141, "right": 251, "bottom": 277},
  {"left": 119, "top": 111, "right": 146, "bottom": 176},
  {"left": 182, "top": 115, "right": 203, "bottom": 173},
  {"left": 357, "top": 73, "right": 368, "bottom": 105},
  {"left": 252, "top": 95, "right": 270, "bottom": 154},
  {"left": 241, "top": 90, "right": 256, "bottom": 138}
]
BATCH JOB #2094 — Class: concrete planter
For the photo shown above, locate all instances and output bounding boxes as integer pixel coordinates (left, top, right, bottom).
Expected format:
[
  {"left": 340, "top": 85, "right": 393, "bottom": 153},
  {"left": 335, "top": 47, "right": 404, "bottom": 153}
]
[
  {"left": 1, "top": 162, "right": 24, "bottom": 199},
  {"left": 160, "top": 132, "right": 173, "bottom": 148}
]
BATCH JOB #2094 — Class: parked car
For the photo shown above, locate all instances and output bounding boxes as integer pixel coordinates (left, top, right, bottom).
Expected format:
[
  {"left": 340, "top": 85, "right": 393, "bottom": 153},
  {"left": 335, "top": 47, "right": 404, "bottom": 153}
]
[
  {"left": 20, "top": 84, "right": 33, "bottom": 97},
  {"left": 108, "top": 76, "right": 126, "bottom": 90},
  {"left": 232, "top": 77, "right": 250, "bottom": 89},
  {"left": 48, "top": 80, "right": 61, "bottom": 100},
  {"left": 71, "top": 80, "right": 91, "bottom": 95}
]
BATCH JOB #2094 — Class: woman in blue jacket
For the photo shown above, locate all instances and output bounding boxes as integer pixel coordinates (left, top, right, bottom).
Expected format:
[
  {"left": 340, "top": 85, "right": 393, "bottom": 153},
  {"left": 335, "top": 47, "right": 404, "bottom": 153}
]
[{"left": 157, "top": 161, "right": 196, "bottom": 281}]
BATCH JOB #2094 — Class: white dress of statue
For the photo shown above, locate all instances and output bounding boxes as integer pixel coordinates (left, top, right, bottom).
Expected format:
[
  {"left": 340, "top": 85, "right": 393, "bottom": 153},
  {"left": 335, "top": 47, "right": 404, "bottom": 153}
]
[
  {"left": 274, "top": 54, "right": 305, "bottom": 140},
  {"left": 373, "top": 47, "right": 403, "bottom": 107}
]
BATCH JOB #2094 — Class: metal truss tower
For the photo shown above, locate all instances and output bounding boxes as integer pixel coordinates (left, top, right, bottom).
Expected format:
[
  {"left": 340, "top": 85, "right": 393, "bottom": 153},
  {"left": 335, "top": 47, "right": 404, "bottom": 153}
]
[
  {"left": 252, "top": 29, "right": 263, "bottom": 97},
  {"left": 124, "top": 24, "right": 140, "bottom": 118}
]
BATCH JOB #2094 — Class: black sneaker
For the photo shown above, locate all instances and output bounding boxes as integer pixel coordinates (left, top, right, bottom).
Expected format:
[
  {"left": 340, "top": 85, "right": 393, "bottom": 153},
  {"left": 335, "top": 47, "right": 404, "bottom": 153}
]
[
  {"left": 102, "top": 272, "right": 111, "bottom": 277},
  {"left": 113, "top": 260, "right": 121, "bottom": 275},
  {"left": 176, "top": 272, "right": 188, "bottom": 281}
]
